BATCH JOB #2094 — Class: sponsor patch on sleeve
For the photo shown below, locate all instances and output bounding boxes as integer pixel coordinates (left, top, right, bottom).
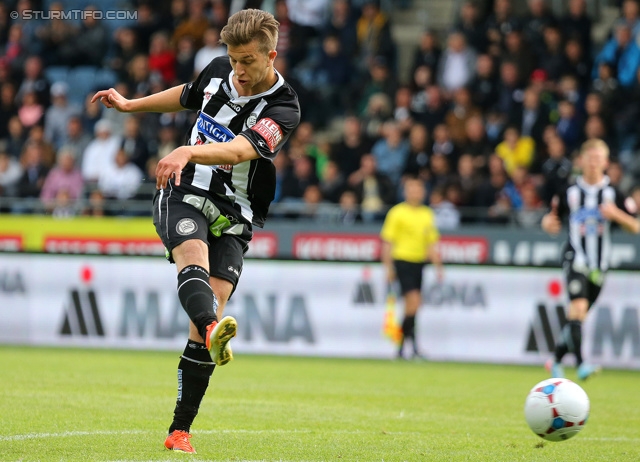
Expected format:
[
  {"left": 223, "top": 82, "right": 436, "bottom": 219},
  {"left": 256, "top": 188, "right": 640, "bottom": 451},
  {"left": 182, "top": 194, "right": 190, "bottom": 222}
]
[{"left": 250, "top": 118, "right": 283, "bottom": 152}]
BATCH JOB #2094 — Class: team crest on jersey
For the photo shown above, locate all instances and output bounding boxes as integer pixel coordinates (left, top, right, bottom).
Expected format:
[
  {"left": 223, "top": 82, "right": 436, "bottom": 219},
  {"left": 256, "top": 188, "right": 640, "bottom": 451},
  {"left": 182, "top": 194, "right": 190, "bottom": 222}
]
[
  {"left": 204, "top": 91, "right": 212, "bottom": 102},
  {"left": 176, "top": 218, "right": 198, "bottom": 236},
  {"left": 247, "top": 113, "right": 258, "bottom": 128}
]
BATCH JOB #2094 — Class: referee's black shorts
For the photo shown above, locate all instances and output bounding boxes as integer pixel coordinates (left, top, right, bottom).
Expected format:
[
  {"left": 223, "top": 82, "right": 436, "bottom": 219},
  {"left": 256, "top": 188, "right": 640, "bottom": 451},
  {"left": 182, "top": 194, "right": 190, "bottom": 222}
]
[
  {"left": 152, "top": 184, "right": 252, "bottom": 291},
  {"left": 393, "top": 260, "right": 426, "bottom": 295}
]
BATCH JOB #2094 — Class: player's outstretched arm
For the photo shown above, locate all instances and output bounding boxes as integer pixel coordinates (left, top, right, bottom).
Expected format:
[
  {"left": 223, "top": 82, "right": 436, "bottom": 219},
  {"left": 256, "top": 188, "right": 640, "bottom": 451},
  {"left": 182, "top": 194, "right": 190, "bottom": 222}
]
[
  {"left": 600, "top": 202, "right": 640, "bottom": 234},
  {"left": 155, "top": 136, "right": 261, "bottom": 189},
  {"left": 91, "top": 84, "right": 186, "bottom": 113}
]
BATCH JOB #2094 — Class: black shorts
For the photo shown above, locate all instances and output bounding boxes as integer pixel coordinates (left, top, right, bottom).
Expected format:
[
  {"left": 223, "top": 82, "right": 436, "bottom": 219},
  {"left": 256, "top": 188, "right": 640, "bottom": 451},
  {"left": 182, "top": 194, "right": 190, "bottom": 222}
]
[
  {"left": 394, "top": 260, "right": 425, "bottom": 295},
  {"left": 152, "top": 184, "right": 252, "bottom": 290},
  {"left": 562, "top": 258, "right": 604, "bottom": 309}
]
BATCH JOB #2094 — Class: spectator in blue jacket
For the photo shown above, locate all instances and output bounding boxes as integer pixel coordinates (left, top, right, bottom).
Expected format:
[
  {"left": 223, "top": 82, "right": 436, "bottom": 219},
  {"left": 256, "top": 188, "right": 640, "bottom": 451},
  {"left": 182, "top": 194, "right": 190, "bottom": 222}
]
[{"left": 592, "top": 23, "right": 640, "bottom": 87}]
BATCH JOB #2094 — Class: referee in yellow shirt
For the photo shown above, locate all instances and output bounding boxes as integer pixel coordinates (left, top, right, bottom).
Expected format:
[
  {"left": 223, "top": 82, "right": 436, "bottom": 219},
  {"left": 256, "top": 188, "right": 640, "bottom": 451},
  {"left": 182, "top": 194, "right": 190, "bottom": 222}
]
[{"left": 380, "top": 177, "right": 444, "bottom": 360}]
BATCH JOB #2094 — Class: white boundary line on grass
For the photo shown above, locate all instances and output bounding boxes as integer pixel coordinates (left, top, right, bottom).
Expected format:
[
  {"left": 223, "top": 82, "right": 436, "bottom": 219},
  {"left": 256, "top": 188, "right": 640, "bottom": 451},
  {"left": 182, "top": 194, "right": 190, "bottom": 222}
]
[{"left": 0, "top": 428, "right": 420, "bottom": 442}]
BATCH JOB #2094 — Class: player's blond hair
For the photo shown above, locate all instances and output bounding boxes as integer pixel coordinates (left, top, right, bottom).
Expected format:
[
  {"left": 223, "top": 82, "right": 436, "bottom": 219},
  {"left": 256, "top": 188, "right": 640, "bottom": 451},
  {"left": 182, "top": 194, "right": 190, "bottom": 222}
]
[
  {"left": 580, "top": 138, "right": 610, "bottom": 158},
  {"left": 220, "top": 9, "right": 279, "bottom": 54}
]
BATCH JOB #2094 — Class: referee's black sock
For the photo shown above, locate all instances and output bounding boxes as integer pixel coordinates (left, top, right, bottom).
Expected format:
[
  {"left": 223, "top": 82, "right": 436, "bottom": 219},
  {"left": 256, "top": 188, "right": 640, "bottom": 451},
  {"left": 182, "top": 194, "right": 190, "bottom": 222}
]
[
  {"left": 402, "top": 315, "right": 416, "bottom": 352},
  {"left": 169, "top": 341, "right": 215, "bottom": 434},
  {"left": 177, "top": 265, "right": 218, "bottom": 340}
]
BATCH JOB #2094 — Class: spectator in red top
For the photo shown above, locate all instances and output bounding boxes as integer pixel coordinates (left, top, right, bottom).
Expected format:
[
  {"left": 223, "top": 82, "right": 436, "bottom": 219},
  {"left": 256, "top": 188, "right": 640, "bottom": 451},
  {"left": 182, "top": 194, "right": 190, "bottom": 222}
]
[{"left": 149, "top": 31, "right": 177, "bottom": 85}]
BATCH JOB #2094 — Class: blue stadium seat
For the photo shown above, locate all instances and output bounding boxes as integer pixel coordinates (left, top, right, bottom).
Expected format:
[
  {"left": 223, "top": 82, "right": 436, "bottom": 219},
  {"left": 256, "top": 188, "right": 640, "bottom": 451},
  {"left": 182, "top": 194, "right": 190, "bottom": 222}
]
[
  {"left": 94, "top": 68, "right": 119, "bottom": 89},
  {"left": 66, "top": 65, "right": 98, "bottom": 105},
  {"left": 44, "top": 66, "right": 69, "bottom": 84}
]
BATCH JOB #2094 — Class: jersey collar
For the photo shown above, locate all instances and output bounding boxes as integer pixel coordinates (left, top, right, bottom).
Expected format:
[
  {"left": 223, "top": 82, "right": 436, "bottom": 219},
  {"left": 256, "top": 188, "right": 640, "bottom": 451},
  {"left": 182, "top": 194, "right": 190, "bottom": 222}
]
[
  {"left": 576, "top": 175, "right": 610, "bottom": 192},
  {"left": 227, "top": 69, "right": 285, "bottom": 101}
]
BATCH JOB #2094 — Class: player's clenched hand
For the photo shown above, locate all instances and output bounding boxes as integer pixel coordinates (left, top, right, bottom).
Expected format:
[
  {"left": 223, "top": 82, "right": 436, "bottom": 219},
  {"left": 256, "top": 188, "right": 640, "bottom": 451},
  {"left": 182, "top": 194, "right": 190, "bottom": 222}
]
[
  {"left": 156, "top": 146, "right": 191, "bottom": 189},
  {"left": 91, "top": 88, "right": 131, "bottom": 112},
  {"left": 541, "top": 212, "right": 561, "bottom": 235}
]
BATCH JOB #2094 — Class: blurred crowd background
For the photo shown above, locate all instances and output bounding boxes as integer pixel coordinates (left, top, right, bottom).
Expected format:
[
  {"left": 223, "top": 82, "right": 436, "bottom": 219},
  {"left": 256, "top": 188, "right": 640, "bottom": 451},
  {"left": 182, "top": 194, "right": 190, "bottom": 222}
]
[{"left": 1, "top": 0, "right": 640, "bottom": 228}]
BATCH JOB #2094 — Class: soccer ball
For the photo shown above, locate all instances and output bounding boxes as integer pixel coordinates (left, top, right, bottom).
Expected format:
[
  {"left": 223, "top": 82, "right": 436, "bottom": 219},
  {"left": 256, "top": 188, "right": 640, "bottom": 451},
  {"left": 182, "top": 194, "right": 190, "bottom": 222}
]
[{"left": 524, "top": 378, "right": 590, "bottom": 442}]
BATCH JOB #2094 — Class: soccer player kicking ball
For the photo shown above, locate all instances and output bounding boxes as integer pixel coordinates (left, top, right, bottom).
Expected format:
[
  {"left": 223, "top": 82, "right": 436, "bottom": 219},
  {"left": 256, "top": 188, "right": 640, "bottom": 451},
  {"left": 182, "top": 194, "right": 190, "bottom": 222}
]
[
  {"left": 92, "top": 9, "right": 300, "bottom": 453},
  {"left": 541, "top": 139, "right": 639, "bottom": 380}
]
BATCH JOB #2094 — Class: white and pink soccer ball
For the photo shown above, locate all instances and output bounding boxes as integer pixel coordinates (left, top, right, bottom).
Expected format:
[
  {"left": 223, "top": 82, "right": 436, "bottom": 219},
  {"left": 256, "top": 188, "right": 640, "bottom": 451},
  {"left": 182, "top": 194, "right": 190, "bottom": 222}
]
[{"left": 524, "top": 378, "right": 590, "bottom": 442}]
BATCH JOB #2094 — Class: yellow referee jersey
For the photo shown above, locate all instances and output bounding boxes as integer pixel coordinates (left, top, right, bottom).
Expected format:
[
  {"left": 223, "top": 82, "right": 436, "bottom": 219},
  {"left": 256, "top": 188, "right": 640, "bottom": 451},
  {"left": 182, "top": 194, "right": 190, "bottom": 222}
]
[{"left": 380, "top": 202, "right": 440, "bottom": 263}]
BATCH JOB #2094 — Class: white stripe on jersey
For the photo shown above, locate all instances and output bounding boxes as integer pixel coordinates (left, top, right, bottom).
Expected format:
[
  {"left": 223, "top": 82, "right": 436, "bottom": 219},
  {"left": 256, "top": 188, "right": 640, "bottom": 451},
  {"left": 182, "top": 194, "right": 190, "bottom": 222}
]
[
  {"left": 229, "top": 98, "right": 269, "bottom": 221},
  {"left": 192, "top": 165, "right": 214, "bottom": 190},
  {"left": 567, "top": 185, "right": 586, "bottom": 269},
  {"left": 601, "top": 186, "right": 616, "bottom": 271},
  {"left": 230, "top": 160, "right": 252, "bottom": 220},
  {"left": 584, "top": 186, "right": 599, "bottom": 270},
  {"left": 214, "top": 102, "right": 240, "bottom": 127},
  {"left": 190, "top": 78, "right": 223, "bottom": 143}
]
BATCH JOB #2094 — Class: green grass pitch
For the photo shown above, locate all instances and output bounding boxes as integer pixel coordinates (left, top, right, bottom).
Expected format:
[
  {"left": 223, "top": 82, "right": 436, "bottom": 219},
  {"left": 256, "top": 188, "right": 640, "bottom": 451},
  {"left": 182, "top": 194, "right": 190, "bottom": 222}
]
[{"left": 1, "top": 346, "right": 639, "bottom": 462}]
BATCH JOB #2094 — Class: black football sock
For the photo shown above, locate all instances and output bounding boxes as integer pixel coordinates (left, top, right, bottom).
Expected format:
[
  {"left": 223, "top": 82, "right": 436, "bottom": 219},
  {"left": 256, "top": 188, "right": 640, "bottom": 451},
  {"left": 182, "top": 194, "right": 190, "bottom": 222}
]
[
  {"left": 169, "top": 341, "right": 215, "bottom": 434},
  {"left": 401, "top": 315, "right": 417, "bottom": 352},
  {"left": 554, "top": 323, "right": 570, "bottom": 363},
  {"left": 569, "top": 320, "right": 584, "bottom": 366},
  {"left": 177, "top": 265, "right": 218, "bottom": 340}
]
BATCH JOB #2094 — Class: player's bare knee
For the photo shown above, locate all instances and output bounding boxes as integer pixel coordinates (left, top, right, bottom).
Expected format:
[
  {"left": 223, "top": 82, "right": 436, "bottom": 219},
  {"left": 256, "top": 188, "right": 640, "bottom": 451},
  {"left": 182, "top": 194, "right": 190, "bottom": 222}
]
[{"left": 174, "top": 240, "right": 209, "bottom": 270}]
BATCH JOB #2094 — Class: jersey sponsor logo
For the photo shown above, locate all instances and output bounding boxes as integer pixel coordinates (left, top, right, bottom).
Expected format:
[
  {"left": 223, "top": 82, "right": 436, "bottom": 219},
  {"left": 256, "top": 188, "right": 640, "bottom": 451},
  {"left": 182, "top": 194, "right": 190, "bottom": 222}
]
[
  {"left": 176, "top": 218, "right": 198, "bottom": 236},
  {"left": 250, "top": 117, "right": 283, "bottom": 152},
  {"left": 570, "top": 207, "right": 603, "bottom": 224},
  {"left": 226, "top": 101, "right": 241, "bottom": 112},
  {"left": 196, "top": 111, "right": 236, "bottom": 144},
  {"left": 216, "top": 164, "right": 233, "bottom": 172}
]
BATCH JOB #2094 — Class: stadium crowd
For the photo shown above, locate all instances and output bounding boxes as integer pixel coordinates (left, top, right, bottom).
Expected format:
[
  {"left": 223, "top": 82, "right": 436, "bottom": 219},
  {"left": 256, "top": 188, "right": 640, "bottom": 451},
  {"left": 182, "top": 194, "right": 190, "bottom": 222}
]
[{"left": 1, "top": 0, "right": 640, "bottom": 228}]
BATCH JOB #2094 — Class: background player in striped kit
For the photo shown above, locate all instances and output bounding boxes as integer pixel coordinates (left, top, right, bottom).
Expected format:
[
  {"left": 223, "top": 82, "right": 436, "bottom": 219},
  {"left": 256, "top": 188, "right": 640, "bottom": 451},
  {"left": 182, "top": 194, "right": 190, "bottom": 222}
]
[
  {"left": 92, "top": 9, "right": 300, "bottom": 453},
  {"left": 541, "top": 139, "right": 639, "bottom": 380}
]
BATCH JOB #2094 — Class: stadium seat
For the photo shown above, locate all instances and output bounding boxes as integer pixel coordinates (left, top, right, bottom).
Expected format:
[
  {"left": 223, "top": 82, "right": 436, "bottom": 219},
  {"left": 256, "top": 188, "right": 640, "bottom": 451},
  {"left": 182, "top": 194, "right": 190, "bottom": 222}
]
[
  {"left": 66, "top": 65, "right": 98, "bottom": 105},
  {"left": 94, "top": 68, "right": 119, "bottom": 89},
  {"left": 44, "top": 66, "right": 69, "bottom": 84}
]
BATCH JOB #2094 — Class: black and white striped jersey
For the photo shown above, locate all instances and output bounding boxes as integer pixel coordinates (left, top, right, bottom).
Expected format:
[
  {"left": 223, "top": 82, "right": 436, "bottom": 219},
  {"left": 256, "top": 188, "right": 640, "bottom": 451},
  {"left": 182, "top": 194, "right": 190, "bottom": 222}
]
[
  {"left": 554, "top": 175, "right": 636, "bottom": 272},
  {"left": 178, "top": 56, "right": 300, "bottom": 228}
]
